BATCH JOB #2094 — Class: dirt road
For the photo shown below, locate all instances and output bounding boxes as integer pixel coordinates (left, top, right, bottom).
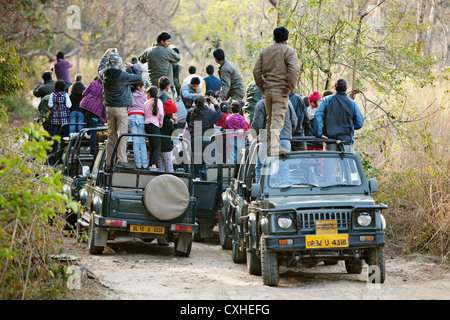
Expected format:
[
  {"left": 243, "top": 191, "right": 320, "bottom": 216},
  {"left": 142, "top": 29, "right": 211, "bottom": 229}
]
[{"left": 63, "top": 232, "right": 450, "bottom": 300}]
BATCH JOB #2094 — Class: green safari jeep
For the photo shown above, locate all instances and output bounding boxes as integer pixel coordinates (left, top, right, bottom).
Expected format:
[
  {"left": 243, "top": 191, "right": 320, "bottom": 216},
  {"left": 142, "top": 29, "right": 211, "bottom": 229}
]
[
  {"left": 58, "top": 126, "right": 107, "bottom": 230},
  {"left": 220, "top": 138, "right": 387, "bottom": 286},
  {"left": 78, "top": 133, "right": 198, "bottom": 257}
]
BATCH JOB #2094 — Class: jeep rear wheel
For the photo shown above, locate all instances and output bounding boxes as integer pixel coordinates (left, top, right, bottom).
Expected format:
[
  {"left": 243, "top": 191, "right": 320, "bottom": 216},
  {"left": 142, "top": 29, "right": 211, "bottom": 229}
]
[
  {"left": 261, "top": 236, "right": 279, "bottom": 286},
  {"left": 367, "top": 247, "right": 386, "bottom": 284}
]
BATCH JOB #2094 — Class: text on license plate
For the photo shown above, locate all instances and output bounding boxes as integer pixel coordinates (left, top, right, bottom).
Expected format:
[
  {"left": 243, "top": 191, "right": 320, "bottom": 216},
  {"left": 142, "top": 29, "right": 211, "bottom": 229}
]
[
  {"left": 305, "top": 234, "right": 349, "bottom": 248},
  {"left": 130, "top": 225, "right": 165, "bottom": 234}
]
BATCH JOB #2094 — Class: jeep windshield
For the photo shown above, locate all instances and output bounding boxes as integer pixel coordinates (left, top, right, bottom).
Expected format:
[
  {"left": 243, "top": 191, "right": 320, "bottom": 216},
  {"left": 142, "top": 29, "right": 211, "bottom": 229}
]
[{"left": 262, "top": 156, "right": 362, "bottom": 189}]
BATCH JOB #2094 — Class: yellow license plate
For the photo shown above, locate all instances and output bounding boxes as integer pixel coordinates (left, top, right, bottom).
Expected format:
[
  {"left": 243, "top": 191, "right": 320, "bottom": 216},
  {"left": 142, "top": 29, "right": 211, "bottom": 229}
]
[
  {"left": 305, "top": 234, "right": 349, "bottom": 249},
  {"left": 130, "top": 225, "right": 165, "bottom": 234}
]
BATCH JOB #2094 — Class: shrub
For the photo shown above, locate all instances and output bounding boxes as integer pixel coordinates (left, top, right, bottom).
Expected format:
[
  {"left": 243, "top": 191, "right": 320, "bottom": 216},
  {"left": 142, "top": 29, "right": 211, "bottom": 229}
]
[{"left": 0, "top": 109, "right": 79, "bottom": 299}]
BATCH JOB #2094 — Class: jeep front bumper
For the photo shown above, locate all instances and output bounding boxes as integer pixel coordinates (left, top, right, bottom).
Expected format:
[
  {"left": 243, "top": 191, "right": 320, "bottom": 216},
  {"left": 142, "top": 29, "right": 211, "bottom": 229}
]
[{"left": 264, "top": 231, "right": 385, "bottom": 251}]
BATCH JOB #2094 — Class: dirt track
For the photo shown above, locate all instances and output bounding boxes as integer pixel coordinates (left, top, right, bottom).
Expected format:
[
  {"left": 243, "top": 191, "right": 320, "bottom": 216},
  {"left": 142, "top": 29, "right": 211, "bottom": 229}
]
[{"left": 63, "top": 230, "right": 450, "bottom": 300}]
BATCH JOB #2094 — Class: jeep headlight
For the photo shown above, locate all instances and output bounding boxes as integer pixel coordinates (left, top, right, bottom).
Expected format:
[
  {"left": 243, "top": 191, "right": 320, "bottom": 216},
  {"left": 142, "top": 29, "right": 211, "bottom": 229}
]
[
  {"left": 278, "top": 215, "right": 293, "bottom": 229},
  {"left": 357, "top": 212, "right": 372, "bottom": 227}
]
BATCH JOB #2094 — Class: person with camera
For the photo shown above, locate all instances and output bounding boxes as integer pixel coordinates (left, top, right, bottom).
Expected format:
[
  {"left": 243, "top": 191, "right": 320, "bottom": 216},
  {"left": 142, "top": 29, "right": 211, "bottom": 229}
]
[
  {"left": 98, "top": 48, "right": 142, "bottom": 170},
  {"left": 186, "top": 95, "right": 222, "bottom": 179},
  {"left": 181, "top": 76, "right": 201, "bottom": 109},
  {"left": 213, "top": 48, "right": 245, "bottom": 102}
]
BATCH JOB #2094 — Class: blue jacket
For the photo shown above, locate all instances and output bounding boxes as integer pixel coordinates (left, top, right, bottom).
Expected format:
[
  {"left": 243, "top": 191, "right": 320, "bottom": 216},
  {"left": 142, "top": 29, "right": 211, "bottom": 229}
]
[
  {"left": 289, "top": 92, "right": 309, "bottom": 137},
  {"left": 203, "top": 75, "right": 221, "bottom": 92},
  {"left": 313, "top": 92, "right": 364, "bottom": 144}
]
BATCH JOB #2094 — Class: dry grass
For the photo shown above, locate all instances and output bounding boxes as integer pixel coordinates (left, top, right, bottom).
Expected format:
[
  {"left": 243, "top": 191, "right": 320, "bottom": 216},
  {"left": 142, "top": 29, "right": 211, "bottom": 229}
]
[{"left": 360, "top": 78, "right": 450, "bottom": 261}]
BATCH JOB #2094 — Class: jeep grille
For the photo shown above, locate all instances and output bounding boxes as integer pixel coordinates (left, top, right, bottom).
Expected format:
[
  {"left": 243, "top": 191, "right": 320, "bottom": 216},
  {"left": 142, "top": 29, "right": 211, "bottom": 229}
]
[{"left": 297, "top": 209, "right": 352, "bottom": 233}]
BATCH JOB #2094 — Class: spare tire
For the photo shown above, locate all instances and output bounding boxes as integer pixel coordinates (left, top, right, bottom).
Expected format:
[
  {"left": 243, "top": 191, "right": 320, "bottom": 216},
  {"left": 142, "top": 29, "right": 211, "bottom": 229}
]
[{"left": 143, "top": 174, "right": 190, "bottom": 220}]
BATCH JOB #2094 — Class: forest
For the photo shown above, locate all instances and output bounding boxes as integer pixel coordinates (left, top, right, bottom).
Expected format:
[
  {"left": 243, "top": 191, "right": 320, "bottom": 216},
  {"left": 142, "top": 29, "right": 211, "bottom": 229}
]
[{"left": 0, "top": 0, "right": 449, "bottom": 299}]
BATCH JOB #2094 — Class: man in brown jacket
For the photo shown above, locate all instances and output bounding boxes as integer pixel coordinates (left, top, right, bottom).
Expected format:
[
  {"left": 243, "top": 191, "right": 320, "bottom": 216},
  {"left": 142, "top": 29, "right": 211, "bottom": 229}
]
[{"left": 253, "top": 26, "right": 300, "bottom": 155}]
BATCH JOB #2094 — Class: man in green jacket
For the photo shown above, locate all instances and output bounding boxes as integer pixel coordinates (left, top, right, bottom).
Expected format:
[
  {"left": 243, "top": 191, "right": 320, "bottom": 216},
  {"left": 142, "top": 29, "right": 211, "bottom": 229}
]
[
  {"left": 138, "top": 32, "right": 181, "bottom": 90},
  {"left": 213, "top": 49, "right": 245, "bottom": 102},
  {"left": 243, "top": 80, "right": 263, "bottom": 124}
]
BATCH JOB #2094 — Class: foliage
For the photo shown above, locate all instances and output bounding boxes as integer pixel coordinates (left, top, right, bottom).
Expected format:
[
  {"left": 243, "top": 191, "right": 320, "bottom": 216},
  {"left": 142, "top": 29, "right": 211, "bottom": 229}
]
[
  {"left": 0, "top": 38, "right": 76, "bottom": 299},
  {"left": 0, "top": 110, "right": 77, "bottom": 299},
  {"left": 0, "top": 39, "right": 29, "bottom": 96}
]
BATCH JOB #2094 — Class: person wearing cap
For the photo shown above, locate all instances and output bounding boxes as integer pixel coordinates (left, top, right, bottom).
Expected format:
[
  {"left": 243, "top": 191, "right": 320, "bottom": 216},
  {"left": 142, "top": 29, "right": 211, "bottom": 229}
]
[
  {"left": 313, "top": 78, "right": 364, "bottom": 153},
  {"left": 159, "top": 99, "right": 178, "bottom": 172},
  {"left": 307, "top": 91, "right": 322, "bottom": 121},
  {"left": 252, "top": 26, "right": 300, "bottom": 156},
  {"left": 98, "top": 48, "right": 143, "bottom": 169}
]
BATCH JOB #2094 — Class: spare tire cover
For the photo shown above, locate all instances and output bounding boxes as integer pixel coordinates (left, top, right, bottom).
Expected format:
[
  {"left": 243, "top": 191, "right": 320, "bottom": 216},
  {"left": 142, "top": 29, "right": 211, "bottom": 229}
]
[{"left": 143, "top": 174, "right": 190, "bottom": 220}]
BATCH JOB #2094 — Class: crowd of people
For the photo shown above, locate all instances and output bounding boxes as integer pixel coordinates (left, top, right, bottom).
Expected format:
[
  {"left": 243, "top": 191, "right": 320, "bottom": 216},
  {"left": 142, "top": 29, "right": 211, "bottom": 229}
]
[{"left": 33, "top": 28, "right": 364, "bottom": 178}]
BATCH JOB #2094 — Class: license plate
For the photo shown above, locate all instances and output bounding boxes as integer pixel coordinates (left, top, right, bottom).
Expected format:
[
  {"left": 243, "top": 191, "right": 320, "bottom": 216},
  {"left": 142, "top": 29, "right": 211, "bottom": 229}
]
[
  {"left": 130, "top": 225, "right": 165, "bottom": 234},
  {"left": 305, "top": 234, "right": 349, "bottom": 249}
]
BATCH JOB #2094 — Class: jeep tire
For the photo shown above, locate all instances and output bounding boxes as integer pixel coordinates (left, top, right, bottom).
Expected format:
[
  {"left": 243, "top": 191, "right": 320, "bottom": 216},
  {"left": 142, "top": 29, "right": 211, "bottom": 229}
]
[
  {"left": 218, "top": 211, "right": 232, "bottom": 250},
  {"left": 345, "top": 258, "right": 363, "bottom": 274},
  {"left": 367, "top": 247, "right": 386, "bottom": 284},
  {"left": 88, "top": 211, "right": 104, "bottom": 255},
  {"left": 261, "top": 236, "right": 279, "bottom": 286}
]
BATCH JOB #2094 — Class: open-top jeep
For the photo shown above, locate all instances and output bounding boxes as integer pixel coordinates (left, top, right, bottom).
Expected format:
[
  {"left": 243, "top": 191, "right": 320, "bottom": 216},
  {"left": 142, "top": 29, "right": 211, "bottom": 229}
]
[
  {"left": 220, "top": 137, "right": 387, "bottom": 286},
  {"left": 78, "top": 133, "right": 198, "bottom": 257},
  {"left": 57, "top": 126, "right": 108, "bottom": 230},
  {"left": 192, "top": 131, "right": 237, "bottom": 241}
]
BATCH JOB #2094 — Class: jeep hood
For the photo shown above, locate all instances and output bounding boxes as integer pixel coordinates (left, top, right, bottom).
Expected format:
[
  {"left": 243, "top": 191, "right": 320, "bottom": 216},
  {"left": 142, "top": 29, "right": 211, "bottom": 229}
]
[{"left": 266, "top": 194, "right": 375, "bottom": 210}]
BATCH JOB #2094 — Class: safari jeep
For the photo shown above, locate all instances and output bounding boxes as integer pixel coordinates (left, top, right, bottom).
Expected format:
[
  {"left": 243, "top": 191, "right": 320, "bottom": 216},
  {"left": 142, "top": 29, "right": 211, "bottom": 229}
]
[
  {"left": 78, "top": 133, "right": 198, "bottom": 257},
  {"left": 58, "top": 126, "right": 107, "bottom": 230},
  {"left": 191, "top": 131, "right": 240, "bottom": 241},
  {"left": 220, "top": 138, "right": 387, "bottom": 286}
]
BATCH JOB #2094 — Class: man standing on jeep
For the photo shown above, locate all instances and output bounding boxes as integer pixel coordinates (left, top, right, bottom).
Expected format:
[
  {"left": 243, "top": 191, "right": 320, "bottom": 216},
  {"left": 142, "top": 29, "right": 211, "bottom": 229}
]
[
  {"left": 313, "top": 78, "right": 364, "bottom": 153},
  {"left": 98, "top": 49, "right": 142, "bottom": 169},
  {"left": 252, "top": 26, "right": 300, "bottom": 156}
]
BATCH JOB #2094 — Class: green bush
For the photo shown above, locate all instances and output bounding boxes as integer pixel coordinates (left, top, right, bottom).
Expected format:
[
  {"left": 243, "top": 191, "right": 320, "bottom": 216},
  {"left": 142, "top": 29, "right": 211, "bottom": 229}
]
[{"left": 0, "top": 108, "right": 78, "bottom": 299}]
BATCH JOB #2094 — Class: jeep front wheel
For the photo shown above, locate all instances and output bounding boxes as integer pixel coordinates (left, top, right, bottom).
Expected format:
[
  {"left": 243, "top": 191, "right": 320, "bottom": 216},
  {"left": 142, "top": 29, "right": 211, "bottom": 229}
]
[
  {"left": 261, "top": 236, "right": 279, "bottom": 286},
  {"left": 367, "top": 247, "right": 386, "bottom": 284},
  {"left": 218, "top": 211, "right": 232, "bottom": 250},
  {"left": 88, "top": 211, "right": 104, "bottom": 255}
]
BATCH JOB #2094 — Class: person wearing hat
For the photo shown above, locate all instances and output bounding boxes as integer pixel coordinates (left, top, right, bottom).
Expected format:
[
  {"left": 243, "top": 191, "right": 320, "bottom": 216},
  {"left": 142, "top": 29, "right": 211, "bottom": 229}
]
[
  {"left": 313, "top": 78, "right": 364, "bottom": 153},
  {"left": 159, "top": 99, "right": 178, "bottom": 172},
  {"left": 307, "top": 91, "right": 322, "bottom": 121},
  {"left": 252, "top": 26, "right": 300, "bottom": 156},
  {"left": 98, "top": 48, "right": 143, "bottom": 169}
]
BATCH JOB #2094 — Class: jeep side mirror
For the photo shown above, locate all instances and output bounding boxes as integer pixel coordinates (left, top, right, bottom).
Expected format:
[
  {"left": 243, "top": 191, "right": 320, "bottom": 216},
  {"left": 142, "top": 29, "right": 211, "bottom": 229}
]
[
  {"left": 368, "top": 179, "right": 378, "bottom": 194},
  {"left": 251, "top": 183, "right": 262, "bottom": 198}
]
